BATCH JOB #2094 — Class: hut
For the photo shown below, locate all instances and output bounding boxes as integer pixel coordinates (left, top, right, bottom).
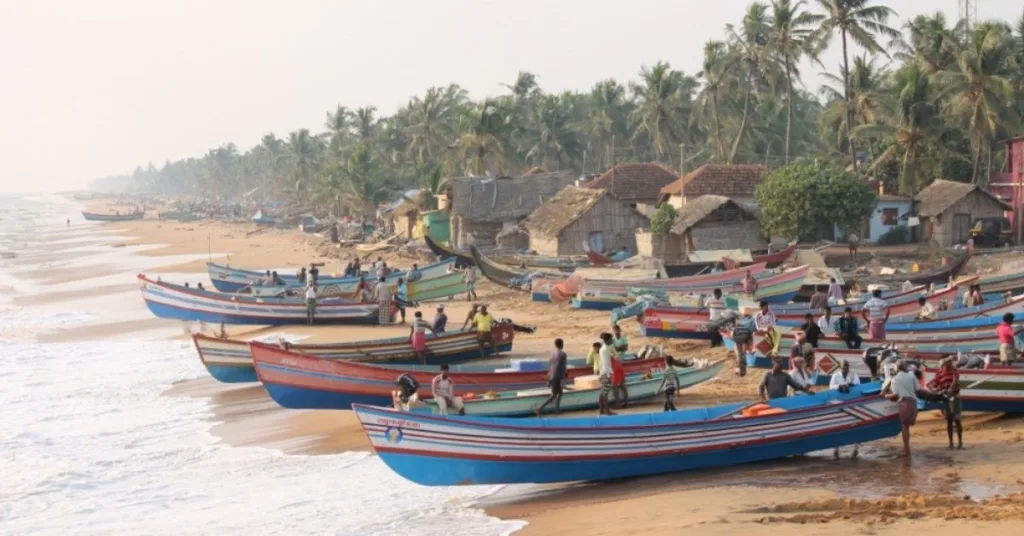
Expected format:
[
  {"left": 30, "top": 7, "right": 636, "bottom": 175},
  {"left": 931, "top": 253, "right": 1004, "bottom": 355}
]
[
  {"left": 916, "top": 179, "right": 1010, "bottom": 247},
  {"left": 659, "top": 164, "right": 768, "bottom": 208},
  {"left": 637, "top": 195, "right": 764, "bottom": 264},
  {"left": 584, "top": 162, "right": 680, "bottom": 216},
  {"left": 522, "top": 186, "right": 650, "bottom": 256},
  {"left": 443, "top": 170, "right": 577, "bottom": 247}
]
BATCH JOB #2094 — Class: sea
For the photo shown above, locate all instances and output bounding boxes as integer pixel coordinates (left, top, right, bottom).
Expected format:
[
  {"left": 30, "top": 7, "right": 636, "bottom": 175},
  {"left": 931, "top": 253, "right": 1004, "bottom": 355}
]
[{"left": 0, "top": 194, "right": 525, "bottom": 536}]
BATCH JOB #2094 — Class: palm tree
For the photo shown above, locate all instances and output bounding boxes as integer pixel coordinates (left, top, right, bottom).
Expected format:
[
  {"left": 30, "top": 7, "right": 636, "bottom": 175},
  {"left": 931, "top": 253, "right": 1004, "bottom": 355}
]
[
  {"left": 695, "top": 41, "right": 734, "bottom": 161},
  {"left": 287, "top": 129, "right": 318, "bottom": 197},
  {"left": 770, "top": 0, "right": 823, "bottom": 163},
  {"left": 935, "top": 23, "right": 1018, "bottom": 182},
  {"left": 456, "top": 99, "right": 512, "bottom": 175},
  {"left": 586, "top": 79, "right": 630, "bottom": 169},
  {"left": 726, "top": 2, "right": 775, "bottom": 163},
  {"left": 353, "top": 107, "right": 378, "bottom": 141},
  {"left": 407, "top": 84, "right": 467, "bottom": 164},
  {"left": 819, "top": 55, "right": 887, "bottom": 155},
  {"left": 324, "top": 105, "right": 352, "bottom": 157},
  {"left": 898, "top": 13, "right": 962, "bottom": 75},
  {"left": 526, "top": 93, "right": 585, "bottom": 169},
  {"left": 630, "top": 61, "right": 685, "bottom": 159},
  {"left": 813, "top": 0, "right": 900, "bottom": 167}
]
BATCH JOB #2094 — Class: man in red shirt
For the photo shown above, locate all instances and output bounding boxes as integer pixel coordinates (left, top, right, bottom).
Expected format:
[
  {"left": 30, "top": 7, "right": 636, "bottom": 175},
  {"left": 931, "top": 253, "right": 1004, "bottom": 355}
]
[{"left": 997, "top": 313, "right": 1016, "bottom": 365}]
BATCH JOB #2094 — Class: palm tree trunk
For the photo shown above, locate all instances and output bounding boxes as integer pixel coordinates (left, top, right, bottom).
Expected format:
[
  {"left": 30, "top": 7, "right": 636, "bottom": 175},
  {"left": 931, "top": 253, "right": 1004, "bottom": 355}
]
[
  {"left": 712, "top": 94, "right": 725, "bottom": 161},
  {"left": 841, "top": 27, "right": 856, "bottom": 170},
  {"left": 784, "top": 58, "right": 794, "bottom": 164},
  {"left": 729, "top": 70, "right": 753, "bottom": 164}
]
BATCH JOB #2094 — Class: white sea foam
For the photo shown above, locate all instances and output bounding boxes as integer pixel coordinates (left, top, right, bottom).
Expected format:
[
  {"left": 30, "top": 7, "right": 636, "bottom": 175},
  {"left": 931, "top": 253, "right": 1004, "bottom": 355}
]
[{"left": 0, "top": 195, "right": 525, "bottom": 536}]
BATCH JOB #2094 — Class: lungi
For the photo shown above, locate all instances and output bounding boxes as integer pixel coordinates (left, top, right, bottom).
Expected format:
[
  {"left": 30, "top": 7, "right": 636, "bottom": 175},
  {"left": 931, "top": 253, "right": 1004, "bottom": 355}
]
[
  {"left": 1000, "top": 343, "right": 1014, "bottom": 364},
  {"left": 868, "top": 320, "right": 886, "bottom": 340},
  {"left": 411, "top": 331, "right": 427, "bottom": 352},
  {"left": 378, "top": 299, "right": 392, "bottom": 324},
  {"left": 898, "top": 398, "right": 918, "bottom": 426}
]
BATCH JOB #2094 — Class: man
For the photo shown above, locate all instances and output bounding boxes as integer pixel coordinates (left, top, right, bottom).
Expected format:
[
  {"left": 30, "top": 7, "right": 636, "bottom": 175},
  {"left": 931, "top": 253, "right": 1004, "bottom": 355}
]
[
  {"left": 373, "top": 276, "right": 393, "bottom": 325},
  {"left": 309, "top": 264, "right": 320, "bottom": 286},
  {"left": 462, "top": 304, "right": 479, "bottom": 330},
  {"left": 837, "top": 307, "right": 862, "bottom": 349},
  {"left": 861, "top": 289, "right": 890, "bottom": 341},
  {"left": 759, "top": 359, "right": 814, "bottom": 401},
  {"left": 817, "top": 307, "right": 836, "bottom": 337},
  {"left": 799, "top": 312, "right": 823, "bottom": 349},
  {"left": 902, "top": 279, "right": 914, "bottom": 292},
  {"left": 393, "top": 372, "right": 420, "bottom": 411},
  {"left": 998, "top": 312, "right": 1016, "bottom": 365},
  {"left": 407, "top": 263, "right": 422, "bottom": 283},
  {"left": 378, "top": 262, "right": 391, "bottom": 278},
  {"left": 732, "top": 308, "right": 757, "bottom": 377},
  {"left": 597, "top": 333, "right": 616, "bottom": 415},
  {"left": 296, "top": 267, "right": 307, "bottom": 286},
  {"left": 431, "top": 364, "right": 465, "bottom": 416},
  {"left": 611, "top": 325, "right": 629, "bottom": 354},
  {"left": 66, "top": 218, "right": 70, "bottom": 228},
  {"left": 585, "top": 341, "right": 602, "bottom": 374},
  {"left": 343, "top": 261, "right": 356, "bottom": 278},
  {"left": 432, "top": 304, "right": 448, "bottom": 333},
  {"left": 304, "top": 284, "right": 317, "bottom": 325},
  {"left": 262, "top": 270, "right": 273, "bottom": 286},
  {"left": 826, "top": 277, "right": 844, "bottom": 305},
  {"left": 472, "top": 304, "right": 497, "bottom": 357},
  {"left": 706, "top": 288, "right": 727, "bottom": 321},
  {"left": 809, "top": 286, "right": 829, "bottom": 312},
  {"left": 884, "top": 360, "right": 919, "bottom": 458},
  {"left": 754, "top": 300, "right": 776, "bottom": 332},
  {"left": 916, "top": 296, "right": 937, "bottom": 320},
  {"left": 329, "top": 222, "right": 339, "bottom": 244},
  {"left": 536, "top": 339, "right": 568, "bottom": 415},
  {"left": 829, "top": 360, "right": 861, "bottom": 458},
  {"left": 395, "top": 277, "right": 409, "bottom": 323},
  {"left": 848, "top": 231, "right": 859, "bottom": 258},
  {"left": 927, "top": 357, "right": 962, "bottom": 449},
  {"left": 742, "top": 270, "right": 759, "bottom": 295},
  {"left": 409, "top": 311, "right": 435, "bottom": 364},
  {"left": 657, "top": 355, "right": 680, "bottom": 411},
  {"left": 464, "top": 266, "right": 478, "bottom": 301}
]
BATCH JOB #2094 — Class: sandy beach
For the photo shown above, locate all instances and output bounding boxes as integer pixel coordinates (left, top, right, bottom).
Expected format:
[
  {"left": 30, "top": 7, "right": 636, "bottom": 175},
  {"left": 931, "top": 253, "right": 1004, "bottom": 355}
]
[{"left": 24, "top": 199, "right": 1024, "bottom": 534}]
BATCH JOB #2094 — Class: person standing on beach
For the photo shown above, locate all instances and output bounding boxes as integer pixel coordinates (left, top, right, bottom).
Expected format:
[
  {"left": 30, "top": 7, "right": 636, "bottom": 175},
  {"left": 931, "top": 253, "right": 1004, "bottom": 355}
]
[
  {"left": 309, "top": 264, "right": 319, "bottom": 286},
  {"left": 847, "top": 232, "right": 859, "bottom": 258},
  {"left": 464, "top": 266, "right": 478, "bottom": 301},
  {"left": 597, "top": 333, "right": 616, "bottom": 416},
  {"left": 536, "top": 338, "right": 568, "bottom": 416},
  {"left": 472, "top": 305, "right": 497, "bottom": 357},
  {"left": 830, "top": 360, "right": 861, "bottom": 458},
  {"left": 658, "top": 355, "right": 680, "bottom": 411},
  {"left": 827, "top": 277, "right": 844, "bottom": 305},
  {"left": 395, "top": 277, "right": 408, "bottom": 324},
  {"left": 305, "top": 284, "right": 317, "bottom": 325},
  {"left": 862, "top": 289, "right": 890, "bottom": 341},
  {"left": 585, "top": 341, "right": 602, "bottom": 374},
  {"left": 759, "top": 359, "right": 814, "bottom": 400},
  {"left": 431, "top": 364, "right": 465, "bottom": 416},
  {"left": 611, "top": 325, "right": 629, "bottom": 354},
  {"left": 432, "top": 304, "right": 447, "bottom": 333},
  {"left": 462, "top": 304, "right": 479, "bottom": 330},
  {"left": 373, "top": 276, "right": 393, "bottom": 325},
  {"left": 998, "top": 313, "right": 1016, "bottom": 365},
  {"left": 409, "top": 311, "right": 434, "bottom": 364},
  {"left": 883, "top": 360, "right": 919, "bottom": 458},
  {"left": 927, "top": 357, "right": 963, "bottom": 449}
]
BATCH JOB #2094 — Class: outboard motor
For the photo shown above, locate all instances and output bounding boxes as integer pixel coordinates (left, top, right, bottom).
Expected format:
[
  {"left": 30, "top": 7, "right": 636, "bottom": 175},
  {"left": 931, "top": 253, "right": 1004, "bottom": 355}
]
[{"left": 863, "top": 345, "right": 902, "bottom": 380}]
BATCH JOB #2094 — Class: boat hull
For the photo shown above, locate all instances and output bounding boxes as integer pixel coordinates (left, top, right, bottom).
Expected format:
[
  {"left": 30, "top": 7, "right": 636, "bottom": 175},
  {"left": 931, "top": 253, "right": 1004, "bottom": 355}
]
[
  {"left": 207, "top": 258, "right": 454, "bottom": 293},
  {"left": 81, "top": 211, "right": 144, "bottom": 222}
]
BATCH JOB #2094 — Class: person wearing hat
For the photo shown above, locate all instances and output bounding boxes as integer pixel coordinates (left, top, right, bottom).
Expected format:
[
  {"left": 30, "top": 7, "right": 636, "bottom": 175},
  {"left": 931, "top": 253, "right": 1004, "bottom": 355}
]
[{"left": 432, "top": 304, "right": 448, "bottom": 333}]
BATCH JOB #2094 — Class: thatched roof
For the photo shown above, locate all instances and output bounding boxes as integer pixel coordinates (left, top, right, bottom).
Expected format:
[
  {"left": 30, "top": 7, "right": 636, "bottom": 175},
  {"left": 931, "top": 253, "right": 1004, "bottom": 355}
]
[
  {"left": 448, "top": 170, "right": 576, "bottom": 222},
  {"left": 522, "top": 186, "right": 608, "bottom": 237},
  {"left": 670, "top": 195, "right": 755, "bottom": 235},
  {"left": 916, "top": 179, "right": 1009, "bottom": 217}
]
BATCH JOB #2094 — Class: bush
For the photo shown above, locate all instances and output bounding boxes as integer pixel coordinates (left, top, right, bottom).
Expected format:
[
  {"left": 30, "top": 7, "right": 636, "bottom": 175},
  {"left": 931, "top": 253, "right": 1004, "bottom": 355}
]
[
  {"left": 650, "top": 204, "right": 677, "bottom": 234},
  {"left": 877, "top": 225, "right": 910, "bottom": 245}
]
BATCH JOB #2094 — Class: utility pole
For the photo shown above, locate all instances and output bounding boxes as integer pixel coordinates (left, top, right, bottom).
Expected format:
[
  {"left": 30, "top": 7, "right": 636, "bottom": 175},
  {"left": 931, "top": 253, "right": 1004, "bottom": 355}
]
[
  {"left": 679, "top": 143, "right": 687, "bottom": 175},
  {"left": 958, "top": 0, "right": 977, "bottom": 32},
  {"left": 610, "top": 135, "right": 616, "bottom": 193}
]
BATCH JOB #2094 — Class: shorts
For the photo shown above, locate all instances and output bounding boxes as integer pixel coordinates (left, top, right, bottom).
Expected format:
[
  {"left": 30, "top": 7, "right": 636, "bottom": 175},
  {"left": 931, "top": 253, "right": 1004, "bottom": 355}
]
[
  {"left": 599, "top": 373, "right": 612, "bottom": 395},
  {"left": 898, "top": 398, "right": 918, "bottom": 426},
  {"left": 943, "top": 396, "right": 963, "bottom": 419},
  {"left": 305, "top": 298, "right": 316, "bottom": 312},
  {"left": 1000, "top": 343, "right": 1014, "bottom": 363},
  {"left": 466, "top": 281, "right": 476, "bottom": 292},
  {"left": 436, "top": 396, "right": 464, "bottom": 415},
  {"left": 478, "top": 331, "right": 492, "bottom": 343},
  {"left": 549, "top": 379, "right": 564, "bottom": 396}
]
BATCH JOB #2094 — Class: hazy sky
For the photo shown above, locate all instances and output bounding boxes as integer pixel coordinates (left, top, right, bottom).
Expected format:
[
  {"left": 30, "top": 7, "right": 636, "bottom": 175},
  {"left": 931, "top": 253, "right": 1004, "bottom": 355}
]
[{"left": 1, "top": 0, "right": 1019, "bottom": 192}]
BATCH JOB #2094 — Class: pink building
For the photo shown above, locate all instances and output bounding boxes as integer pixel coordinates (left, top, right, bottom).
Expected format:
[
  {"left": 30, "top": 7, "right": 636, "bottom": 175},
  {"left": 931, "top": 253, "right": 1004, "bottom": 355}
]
[{"left": 989, "top": 136, "right": 1024, "bottom": 243}]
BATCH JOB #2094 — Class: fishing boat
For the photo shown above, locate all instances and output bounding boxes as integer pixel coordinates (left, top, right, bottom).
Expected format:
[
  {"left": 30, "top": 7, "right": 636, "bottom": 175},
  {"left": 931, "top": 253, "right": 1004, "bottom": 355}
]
[
  {"left": 248, "top": 337, "right": 667, "bottom": 410},
  {"left": 207, "top": 257, "right": 454, "bottom": 293},
  {"left": 353, "top": 383, "right": 900, "bottom": 486},
  {"left": 139, "top": 275, "right": 380, "bottom": 325},
  {"left": 866, "top": 245, "right": 972, "bottom": 287},
  {"left": 232, "top": 269, "right": 473, "bottom": 303},
  {"left": 974, "top": 270, "right": 1024, "bottom": 302},
  {"left": 195, "top": 324, "right": 516, "bottom": 383},
  {"left": 923, "top": 367, "right": 1024, "bottom": 413},
  {"left": 420, "top": 360, "right": 726, "bottom": 417},
  {"left": 426, "top": 235, "right": 588, "bottom": 270},
  {"left": 470, "top": 246, "right": 560, "bottom": 290},
  {"left": 882, "top": 295, "right": 1024, "bottom": 332},
  {"left": 81, "top": 210, "right": 145, "bottom": 222}
]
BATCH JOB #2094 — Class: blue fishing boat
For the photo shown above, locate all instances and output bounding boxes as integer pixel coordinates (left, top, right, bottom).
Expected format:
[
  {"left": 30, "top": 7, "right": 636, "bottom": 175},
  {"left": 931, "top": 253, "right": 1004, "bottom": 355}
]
[
  {"left": 353, "top": 383, "right": 900, "bottom": 486},
  {"left": 138, "top": 275, "right": 380, "bottom": 325},
  {"left": 207, "top": 258, "right": 455, "bottom": 293}
]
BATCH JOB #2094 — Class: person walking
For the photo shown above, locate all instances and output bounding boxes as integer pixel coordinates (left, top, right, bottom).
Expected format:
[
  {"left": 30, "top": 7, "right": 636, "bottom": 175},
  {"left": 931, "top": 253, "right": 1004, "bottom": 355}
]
[
  {"left": 463, "top": 266, "right": 478, "bottom": 301},
  {"left": 597, "top": 333, "right": 616, "bottom": 416},
  {"left": 847, "top": 232, "right": 859, "bottom": 258},
  {"left": 304, "top": 284, "right": 317, "bottom": 325},
  {"left": 657, "top": 355, "right": 680, "bottom": 411},
  {"left": 884, "top": 360, "right": 920, "bottom": 458},
  {"left": 373, "top": 276, "right": 393, "bottom": 325},
  {"left": 927, "top": 357, "right": 963, "bottom": 450},
  {"left": 536, "top": 339, "right": 568, "bottom": 415}
]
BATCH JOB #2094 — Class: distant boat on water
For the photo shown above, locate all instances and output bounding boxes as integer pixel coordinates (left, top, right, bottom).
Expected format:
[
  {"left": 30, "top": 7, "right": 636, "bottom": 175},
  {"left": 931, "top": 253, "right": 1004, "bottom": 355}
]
[{"left": 81, "top": 210, "right": 145, "bottom": 222}]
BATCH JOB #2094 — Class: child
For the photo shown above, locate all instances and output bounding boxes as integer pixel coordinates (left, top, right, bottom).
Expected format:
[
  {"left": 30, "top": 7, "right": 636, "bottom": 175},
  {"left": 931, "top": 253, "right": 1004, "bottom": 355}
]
[
  {"left": 945, "top": 383, "right": 964, "bottom": 450},
  {"left": 611, "top": 352, "right": 628, "bottom": 408},
  {"left": 658, "top": 355, "right": 679, "bottom": 411}
]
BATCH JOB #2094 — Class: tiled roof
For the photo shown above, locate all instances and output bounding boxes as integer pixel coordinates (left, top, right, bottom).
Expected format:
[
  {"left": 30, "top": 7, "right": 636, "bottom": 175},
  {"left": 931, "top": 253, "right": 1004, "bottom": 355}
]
[
  {"left": 916, "top": 179, "right": 1010, "bottom": 217},
  {"left": 585, "top": 162, "right": 679, "bottom": 202},
  {"left": 660, "top": 164, "right": 768, "bottom": 198}
]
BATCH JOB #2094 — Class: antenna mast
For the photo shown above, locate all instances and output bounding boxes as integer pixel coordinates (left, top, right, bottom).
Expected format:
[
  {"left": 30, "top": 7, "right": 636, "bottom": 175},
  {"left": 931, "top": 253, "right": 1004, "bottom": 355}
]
[{"left": 958, "top": 0, "right": 977, "bottom": 32}]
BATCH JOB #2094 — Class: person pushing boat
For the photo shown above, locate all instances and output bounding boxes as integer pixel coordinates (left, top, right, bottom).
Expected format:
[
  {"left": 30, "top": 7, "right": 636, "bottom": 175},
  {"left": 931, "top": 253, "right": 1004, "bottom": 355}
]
[
  {"left": 472, "top": 305, "right": 497, "bottom": 358},
  {"left": 410, "top": 311, "right": 435, "bottom": 364},
  {"left": 758, "top": 359, "right": 813, "bottom": 401},
  {"left": 431, "top": 304, "right": 447, "bottom": 333}
]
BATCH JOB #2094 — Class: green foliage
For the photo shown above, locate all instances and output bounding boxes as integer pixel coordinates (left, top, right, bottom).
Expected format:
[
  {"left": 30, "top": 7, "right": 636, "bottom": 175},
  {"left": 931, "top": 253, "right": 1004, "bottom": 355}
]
[
  {"left": 755, "top": 159, "right": 876, "bottom": 241},
  {"left": 650, "top": 204, "right": 677, "bottom": 234},
  {"left": 877, "top": 225, "right": 910, "bottom": 245}
]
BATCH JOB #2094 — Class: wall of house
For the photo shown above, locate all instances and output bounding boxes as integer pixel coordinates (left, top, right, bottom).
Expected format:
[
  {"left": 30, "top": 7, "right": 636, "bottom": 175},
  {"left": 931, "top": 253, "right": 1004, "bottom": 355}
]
[
  {"left": 635, "top": 232, "right": 687, "bottom": 264},
  {"left": 530, "top": 196, "right": 649, "bottom": 256},
  {"left": 926, "top": 192, "right": 1006, "bottom": 248},
  {"left": 452, "top": 215, "right": 504, "bottom": 248},
  {"left": 689, "top": 221, "right": 766, "bottom": 252},
  {"left": 833, "top": 200, "right": 913, "bottom": 243},
  {"left": 497, "top": 231, "right": 530, "bottom": 250}
]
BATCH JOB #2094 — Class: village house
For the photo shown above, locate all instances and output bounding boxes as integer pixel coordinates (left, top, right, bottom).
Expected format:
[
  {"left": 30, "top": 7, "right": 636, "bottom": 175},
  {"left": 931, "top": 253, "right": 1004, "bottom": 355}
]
[
  {"left": 583, "top": 162, "right": 680, "bottom": 216},
  {"left": 988, "top": 136, "right": 1024, "bottom": 243},
  {"left": 442, "top": 170, "right": 576, "bottom": 248},
  {"left": 916, "top": 179, "right": 1010, "bottom": 248},
  {"left": 637, "top": 195, "right": 765, "bottom": 264},
  {"left": 659, "top": 164, "right": 768, "bottom": 209},
  {"left": 521, "top": 186, "right": 650, "bottom": 256},
  {"left": 833, "top": 191, "right": 915, "bottom": 244}
]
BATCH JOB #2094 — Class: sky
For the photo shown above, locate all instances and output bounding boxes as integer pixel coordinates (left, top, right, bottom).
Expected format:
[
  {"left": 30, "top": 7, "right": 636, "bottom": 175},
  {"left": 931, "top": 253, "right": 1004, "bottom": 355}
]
[{"left": 0, "top": 0, "right": 1019, "bottom": 192}]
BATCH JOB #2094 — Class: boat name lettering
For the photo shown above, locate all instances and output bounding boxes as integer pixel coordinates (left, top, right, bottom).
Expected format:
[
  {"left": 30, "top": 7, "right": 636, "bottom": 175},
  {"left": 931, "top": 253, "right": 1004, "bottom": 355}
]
[{"left": 377, "top": 418, "right": 421, "bottom": 429}]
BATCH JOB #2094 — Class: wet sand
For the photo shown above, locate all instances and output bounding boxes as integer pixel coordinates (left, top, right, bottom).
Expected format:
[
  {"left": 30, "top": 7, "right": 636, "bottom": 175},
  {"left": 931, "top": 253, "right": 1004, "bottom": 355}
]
[{"left": 24, "top": 198, "right": 1024, "bottom": 534}]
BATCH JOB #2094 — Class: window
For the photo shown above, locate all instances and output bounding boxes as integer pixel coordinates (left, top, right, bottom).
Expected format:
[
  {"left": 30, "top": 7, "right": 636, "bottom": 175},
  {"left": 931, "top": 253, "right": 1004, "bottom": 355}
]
[{"left": 881, "top": 208, "right": 899, "bottom": 226}]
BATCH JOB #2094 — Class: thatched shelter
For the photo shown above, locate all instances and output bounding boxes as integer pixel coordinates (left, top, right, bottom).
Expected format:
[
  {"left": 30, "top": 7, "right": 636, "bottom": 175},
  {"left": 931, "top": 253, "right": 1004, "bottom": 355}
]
[
  {"left": 522, "top": 186, "right": 650, "bottom": 256},
  {"left": 916, "top": 179, "right": 1009, "bottom": 247},
  {"left": 638, "top": 195, "right": 765, "bottom": 264}
]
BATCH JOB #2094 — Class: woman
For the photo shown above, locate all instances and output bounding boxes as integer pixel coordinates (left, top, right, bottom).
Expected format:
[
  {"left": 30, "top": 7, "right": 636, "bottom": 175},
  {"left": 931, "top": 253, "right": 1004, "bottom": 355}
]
[{"left": 409, "top": 311, "right": 434, "bottom": 364}]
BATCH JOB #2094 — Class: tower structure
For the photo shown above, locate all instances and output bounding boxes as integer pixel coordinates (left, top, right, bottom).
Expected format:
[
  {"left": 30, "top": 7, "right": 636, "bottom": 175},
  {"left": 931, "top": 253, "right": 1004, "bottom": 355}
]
[{"left": 958, "top": 0, "right": 977, "bottom": 31}]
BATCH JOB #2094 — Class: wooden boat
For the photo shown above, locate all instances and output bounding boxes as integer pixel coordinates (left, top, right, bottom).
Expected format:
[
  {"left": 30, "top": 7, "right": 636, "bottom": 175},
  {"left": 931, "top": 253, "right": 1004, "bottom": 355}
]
[
  {"left": 81, "top": 210, "right": 144, "bottom": 222},
  {"left": 865, "top": 244, "right": 972, "bottom": 287},
  {"left": 231, "top": 269, "right": 473, "bottom": 303},
  {"left": 421, "top": 360, "right": 726, "bottom": 417},
  {"left": 471, "top": 246, "right": 560, "bottom": 291},
  {"left": 207, "top": 258, "right": 454, "bottom": 293},
  {"left": 248, "top": 337, "right": 668, "bottom": 410},
  {"left": 923, "top": 367, "right": 1024, "bottom": 413},
  {"left": 139, "top": 275, "right": 380, "bottom": 325},
  {"left": 352, "top": 384, "right": 900, "bottom": 486},
  {"left": 427, "top": 235, "right": 588, "bottom": 270},
  {"left": 882, "top": 295, "right": 1024, "bottom": 332},
  {"left": 574, "top": 265, "right": 810, "bottom": 311},
  {"left": 975, "top": 270, "right": 1024, "bottom": 302}
]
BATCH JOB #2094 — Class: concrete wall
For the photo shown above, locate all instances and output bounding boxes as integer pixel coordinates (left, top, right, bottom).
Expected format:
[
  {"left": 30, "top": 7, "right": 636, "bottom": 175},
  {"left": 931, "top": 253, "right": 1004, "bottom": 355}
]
[{"left": 834, "top": 199, "right": 913, "bottom": 244}]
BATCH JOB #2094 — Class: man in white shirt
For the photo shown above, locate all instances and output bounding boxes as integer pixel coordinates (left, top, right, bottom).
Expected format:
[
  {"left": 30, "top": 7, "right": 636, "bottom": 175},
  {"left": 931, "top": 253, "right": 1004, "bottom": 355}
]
[
  {"left": 431, "top": 364, "right": 464, "bottom": 415},
  {"left": 916, "top": 296, "right": 937, "bottom": 320},
  {"left": 754, "top": 300, "right": 776, "bottom": 332},
  {"left": 830, "top": 360, "right": 861, "bottom": 458},
  {"left": 817, "top": 307, "right": 836, "bottom": 336},
  {"left": 706, "top": 288, "right": 726, "bottom": 321},
  {"left": 598, "top": 333, "right": 615, "bottom": 416},
  {"left": 304, "top": 285, "right": 317, "bottom": 325},
  {"left": 884, "top": 360, "right": 920, "bottom": 458}
]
